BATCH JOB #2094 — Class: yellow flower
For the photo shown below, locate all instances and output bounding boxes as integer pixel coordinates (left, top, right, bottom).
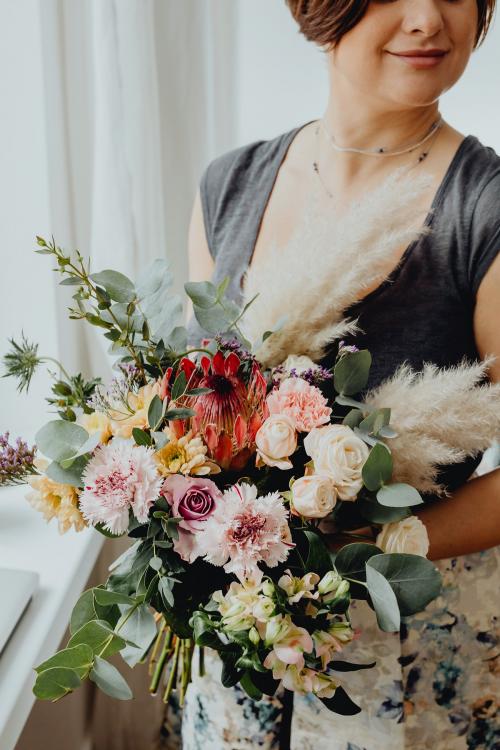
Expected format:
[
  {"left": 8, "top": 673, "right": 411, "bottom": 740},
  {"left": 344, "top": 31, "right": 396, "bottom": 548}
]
[
  {"left": 110, "top": 382, "right": 161, "bottom": 438},
  {"left": 155, "top": 429, "right": 220, "bottom": 477},
  {"left": 26, "top": 458, "right": 86, "bottom": 534},
  {"left": 77, "top": 411, "right": 113, "bottom": 444}
]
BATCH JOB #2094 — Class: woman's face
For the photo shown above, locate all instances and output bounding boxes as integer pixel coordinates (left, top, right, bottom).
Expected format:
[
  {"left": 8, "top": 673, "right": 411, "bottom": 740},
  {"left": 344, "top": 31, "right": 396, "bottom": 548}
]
[{"left": 330, "top": 0, "right": 478, "bottom": 109}]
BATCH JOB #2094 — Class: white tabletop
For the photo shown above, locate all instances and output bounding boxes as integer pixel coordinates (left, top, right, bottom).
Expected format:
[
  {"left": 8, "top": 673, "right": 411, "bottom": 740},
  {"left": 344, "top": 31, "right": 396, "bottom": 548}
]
[{"left": 0, "top": 485, "right": 103, "bottom": 750}]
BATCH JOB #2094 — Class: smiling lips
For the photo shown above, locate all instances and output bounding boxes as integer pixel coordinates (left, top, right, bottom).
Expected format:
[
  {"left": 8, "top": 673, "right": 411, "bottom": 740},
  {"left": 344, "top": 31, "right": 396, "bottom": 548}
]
[{"left": 388, "top": 48, "right": 449, "bottom": 69}]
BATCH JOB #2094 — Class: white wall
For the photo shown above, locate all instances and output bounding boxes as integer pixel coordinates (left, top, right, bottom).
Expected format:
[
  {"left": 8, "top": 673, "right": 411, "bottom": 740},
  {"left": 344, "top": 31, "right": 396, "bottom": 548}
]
[
  {"left": 234, "top": 0, "right": 500, "bottom": 151},
  {"left": 0, "top": 1, "right": 58, "bottom": 444}
]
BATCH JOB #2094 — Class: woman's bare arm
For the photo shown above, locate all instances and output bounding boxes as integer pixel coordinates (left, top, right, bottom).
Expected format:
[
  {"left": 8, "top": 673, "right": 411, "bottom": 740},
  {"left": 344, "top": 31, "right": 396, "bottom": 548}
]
[
  {"left": 409, "top": 251, "right": 500, "bottom": 559},
  {"left": 185, "top": 187, "right": 214, "bottom": 325}
]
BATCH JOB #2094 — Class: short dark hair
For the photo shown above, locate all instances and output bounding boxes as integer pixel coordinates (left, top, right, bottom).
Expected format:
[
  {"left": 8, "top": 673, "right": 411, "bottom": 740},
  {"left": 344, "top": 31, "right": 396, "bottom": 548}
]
[{"left": 285, "top": 0, "right": 496, "bottom": 50}]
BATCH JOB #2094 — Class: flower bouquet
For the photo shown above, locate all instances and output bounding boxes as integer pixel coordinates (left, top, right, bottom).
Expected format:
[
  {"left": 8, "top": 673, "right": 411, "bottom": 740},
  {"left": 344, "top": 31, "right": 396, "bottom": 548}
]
[{"left": 3, "top": 207, "right": 499, "bottom": 740}]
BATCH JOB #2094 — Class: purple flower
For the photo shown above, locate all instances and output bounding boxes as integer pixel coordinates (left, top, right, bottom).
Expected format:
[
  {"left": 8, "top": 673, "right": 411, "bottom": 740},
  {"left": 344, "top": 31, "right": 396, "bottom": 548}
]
[{"left": 0, "top": 432, "right": 37, "bottom": 486}]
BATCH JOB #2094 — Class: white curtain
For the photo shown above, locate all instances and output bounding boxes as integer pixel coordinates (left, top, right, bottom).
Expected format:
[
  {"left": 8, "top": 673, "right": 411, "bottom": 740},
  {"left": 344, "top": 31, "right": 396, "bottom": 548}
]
[{"left": 37, "top": 0, "right": 237, "bottom": 380}]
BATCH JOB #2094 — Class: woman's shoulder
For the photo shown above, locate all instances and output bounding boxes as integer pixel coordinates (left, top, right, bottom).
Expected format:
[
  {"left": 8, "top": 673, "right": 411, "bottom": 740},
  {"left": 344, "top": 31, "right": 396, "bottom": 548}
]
[
  {"left": 460, "top": 133, "right": 500, "bottom": 192},
  {"left": 198, "top": 124, "right": 301, "bottom": 254},
  {"left": 457, "top": 134, "right": 500, "bottom": 296}
]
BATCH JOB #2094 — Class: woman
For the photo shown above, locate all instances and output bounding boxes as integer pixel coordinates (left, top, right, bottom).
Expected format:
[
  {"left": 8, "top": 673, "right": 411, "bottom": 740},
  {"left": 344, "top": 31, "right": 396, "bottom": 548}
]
[{"left": 182, "top": 1, "right": 500, "bottom": 748}]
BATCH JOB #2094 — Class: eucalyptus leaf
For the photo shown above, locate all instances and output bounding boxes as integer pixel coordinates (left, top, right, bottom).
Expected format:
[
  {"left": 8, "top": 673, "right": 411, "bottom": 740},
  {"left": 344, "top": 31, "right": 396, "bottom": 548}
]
[
  {"left": 118, "top": 604, "right": 157, "bottom": 667},
  {"left": 35, "top": 645, "right": 93, "bottom": 679},
  {"left": 90, "top": 270, "right": 135, "bottom": 303},
  {"left": 367, "top": 554, "right": 442, "bottom": 616},
  {"left": 90, "top": 656, "right": 133, "bottom": 700},
  {"left": 334, "top": 395, "right": 375, "bottom": 412},
  {"left": 46, "top": 456, "right": 88, "bottom": 488},
  {"left": 334, "top": 350, "right": 372, "bottom": 396},
  {"left": 376, "top": 483, "right": 423, "bottom": 507},
  {"left": 93, "top": 588, "right": 136, "bottom": 607},
  {"left": 358, "top": 408, "right": 391, "bottom": 436},
  {"left": 68, "top": 619, "right": 126, "bottom": 658},
  {"left": 362, "top": 442, "right": 393, "bottom": 491},
  {"left": 358, "top": 499, "right": 411, "bottom": 524},
  {"left": 33, "top": 667, "right": 81, "bottom": 701},
  {"left": 35, "top": 420, "right": 89, "bottom": 463},
  {"left": 334, "top": 543, "right": 382, "bottom": 582},
  {"left": 184, "top": 280, "right": 217, "bottom": 308},
  {"left": 365, "top": 564, "right": 401, "bottom": 632},
  {"left": 342, "top": 409, "right": 364, "bottom": 429},
  {"left": 59, "top": 430, "right": 101, "bottom": 469}
]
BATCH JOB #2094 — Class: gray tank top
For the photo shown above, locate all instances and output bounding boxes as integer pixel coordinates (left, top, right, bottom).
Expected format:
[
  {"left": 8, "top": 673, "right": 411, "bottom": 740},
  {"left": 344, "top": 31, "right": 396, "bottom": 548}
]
[{"left": 187, "top": 121, "right": 500, "bottom": 495}]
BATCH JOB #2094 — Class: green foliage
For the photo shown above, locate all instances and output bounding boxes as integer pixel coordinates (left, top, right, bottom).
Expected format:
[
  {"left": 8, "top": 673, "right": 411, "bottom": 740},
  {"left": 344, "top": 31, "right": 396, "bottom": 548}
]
[
  {"left": 362, "top": 442, "right": 393, "bottom": 491},
  {"left": 366, "top": 554, "right": 442, "bottom": 616},
  {"left": 358, "top": 498, "right": 411, "bottom": 524},
  {"left": 334, "top": 543, "right": 382, "bottom": 583},
  {"left": 365, "top": 564, "right": 400, "bottom": 632},
  {"left": 321, "top": 686, "right": 361, "bottom": 715},
  {"left": 358, "top": 408, "right": 391, "bottom": 436},
  {"left": 333, "top": 350, "right": 372, "bottom": 396},
  {"left": 33, "top": 667, "right": 81, "bottom": 701},
  {"left": 35, "top": 420, "right": 89, "bottom": 463},
  {"left": 45, "top": 456, "right": 89, "bottom": 489},
  {"left": 115, "top": 605, "right": 157, "bottom": 667},
  {"left": 147, "top": 395, "right": 165, "bottom": 431},
  {"left": 90, "top": 656, "right": 133, "bottom": 700},
  {"left": 303, "top": 530, "right": 333, "bottom": 575},
  {"left": 136, "top": 259, "right": 183, "bottom": 344},
  {"left": 376, "top": 483, "right": 423, "bottom": 508},
  {"left": 90, "top": 270, "right": 135, "bottom": 304}
]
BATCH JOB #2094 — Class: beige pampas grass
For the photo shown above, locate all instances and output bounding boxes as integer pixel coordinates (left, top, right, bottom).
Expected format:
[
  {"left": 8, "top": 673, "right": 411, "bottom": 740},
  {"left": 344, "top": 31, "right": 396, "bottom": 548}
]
[
  {"left": 364, "top": 356, "right": 500, "bottom": 495},
  {"left": 240, "top": 167, "right": 434, "bottom": 368}
]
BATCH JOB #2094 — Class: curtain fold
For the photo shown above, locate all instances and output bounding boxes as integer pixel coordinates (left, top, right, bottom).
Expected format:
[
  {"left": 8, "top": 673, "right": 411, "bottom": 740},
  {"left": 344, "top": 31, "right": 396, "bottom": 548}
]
[{"left": 36, "top": 2, "right": 238, "bottom": 748}]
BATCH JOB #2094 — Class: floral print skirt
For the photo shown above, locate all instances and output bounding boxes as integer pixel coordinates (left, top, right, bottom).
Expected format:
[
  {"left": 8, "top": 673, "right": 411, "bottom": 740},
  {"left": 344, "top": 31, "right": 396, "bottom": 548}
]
[{"left": 179, "top": 546, "right": 499, "bottom": 750}]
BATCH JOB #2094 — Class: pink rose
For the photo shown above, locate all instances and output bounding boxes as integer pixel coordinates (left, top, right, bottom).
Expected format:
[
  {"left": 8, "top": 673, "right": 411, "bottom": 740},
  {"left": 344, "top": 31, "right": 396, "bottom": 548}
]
[
  {"left": 160, "top": 475, "right": 222, "bottom": 562},
  {"left": 266, "top": 377, "right": 332, "bottom": 432}
]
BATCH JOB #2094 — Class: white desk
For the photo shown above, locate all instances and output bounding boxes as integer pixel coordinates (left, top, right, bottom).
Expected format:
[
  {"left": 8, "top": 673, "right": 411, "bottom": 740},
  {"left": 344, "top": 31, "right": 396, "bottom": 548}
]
[{"left": 0, "top": 486, "right": 103, "bottom": 750}]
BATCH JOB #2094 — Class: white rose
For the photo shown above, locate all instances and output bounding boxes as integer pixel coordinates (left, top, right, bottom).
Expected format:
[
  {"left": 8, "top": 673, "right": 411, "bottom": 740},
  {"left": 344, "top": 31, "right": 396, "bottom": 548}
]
[
  {"left": 376, "top": 516, "right": 430, "bottom": 557},
  {"left": 292, "top": 475, "right": 337, "bottom": 518},
  {"left": 303, "top": 425, "right": 369, "bottom": 501},
  {"left": 255, "top": 414, "right": 297, "bottom": 470}
]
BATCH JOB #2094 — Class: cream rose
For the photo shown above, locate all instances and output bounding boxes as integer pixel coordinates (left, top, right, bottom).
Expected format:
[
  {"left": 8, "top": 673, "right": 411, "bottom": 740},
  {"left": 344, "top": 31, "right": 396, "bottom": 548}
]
[
  {"left": 255, "top": 414, "right": 297, "bottom": 470},
  {"left": 291, "top": 475, "right": 337, "bottom": 518},
  {"left": 281, "top": 354, "right": 319, "bottom": 375},
  {"left": 376, "top": 516, "right": 430, "bottom": 557},
  {"left": 303, "top": 424, "right": 369, "bottom": 501}
]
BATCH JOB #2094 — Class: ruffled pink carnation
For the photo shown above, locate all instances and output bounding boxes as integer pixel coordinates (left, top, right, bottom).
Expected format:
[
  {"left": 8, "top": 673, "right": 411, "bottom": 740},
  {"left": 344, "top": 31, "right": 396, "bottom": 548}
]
[
  {"left": 197, "top": 482, "right": 293, "bottom": 581},
  {"left": 266, "top": 377, "right": 331, "bottom": 432},
  {"left": 80, "top": 441, "right": 163, "bottom": 535}
]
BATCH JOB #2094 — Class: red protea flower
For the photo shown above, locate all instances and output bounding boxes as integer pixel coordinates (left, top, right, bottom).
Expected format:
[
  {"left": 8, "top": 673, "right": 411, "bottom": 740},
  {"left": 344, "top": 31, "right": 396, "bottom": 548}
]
[{"left": 174, "top": 350, "right": 269, "bottom": 470}]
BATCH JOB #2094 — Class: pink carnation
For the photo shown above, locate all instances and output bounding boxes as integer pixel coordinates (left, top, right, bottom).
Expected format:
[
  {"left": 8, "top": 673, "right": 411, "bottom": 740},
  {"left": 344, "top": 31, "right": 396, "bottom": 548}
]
[
  {"left": 160, "top": 474, "right": 222, "bottom": 562},
  {"left": 266, "top": 377, "right": 331, "bottom": 432},
  {"left": 197, "top": 482, "right": 293, "bottom": 581},
  {"left": 80, "top": 441, "right": 163, "bottom": 535}
]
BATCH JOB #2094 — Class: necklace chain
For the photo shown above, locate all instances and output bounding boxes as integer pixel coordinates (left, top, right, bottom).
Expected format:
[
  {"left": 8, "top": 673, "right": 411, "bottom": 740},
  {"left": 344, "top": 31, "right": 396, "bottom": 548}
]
[
  {"left": 312, "top": 116, "right": 444, "bottom": 199},
  {"left": 320, "top": 115, "right": 443, "bottom": 156}
]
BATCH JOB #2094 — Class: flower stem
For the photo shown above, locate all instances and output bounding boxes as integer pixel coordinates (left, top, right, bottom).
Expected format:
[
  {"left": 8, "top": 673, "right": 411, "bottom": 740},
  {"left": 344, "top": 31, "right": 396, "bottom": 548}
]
[
  {"left": 180, "top": 638, "right": 193, "bottom": 706},
  {"left": 148, "top": 618, "right": 167, "bottom": 676},
  {"left": 162, "top": 636, "right": 181, "bottom": 704},
  {"left": 198, "top": 646, "right": 205, "bottom": 677},
  {"left": 149, "top": 626, "right": 173, "bottom": 694}
]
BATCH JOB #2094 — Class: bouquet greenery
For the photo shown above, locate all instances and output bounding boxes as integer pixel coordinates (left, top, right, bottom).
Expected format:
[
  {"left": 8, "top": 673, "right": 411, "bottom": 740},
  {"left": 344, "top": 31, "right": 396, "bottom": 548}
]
[{"left": 1, "top": 235, "right": 467, "bottom": 720}]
